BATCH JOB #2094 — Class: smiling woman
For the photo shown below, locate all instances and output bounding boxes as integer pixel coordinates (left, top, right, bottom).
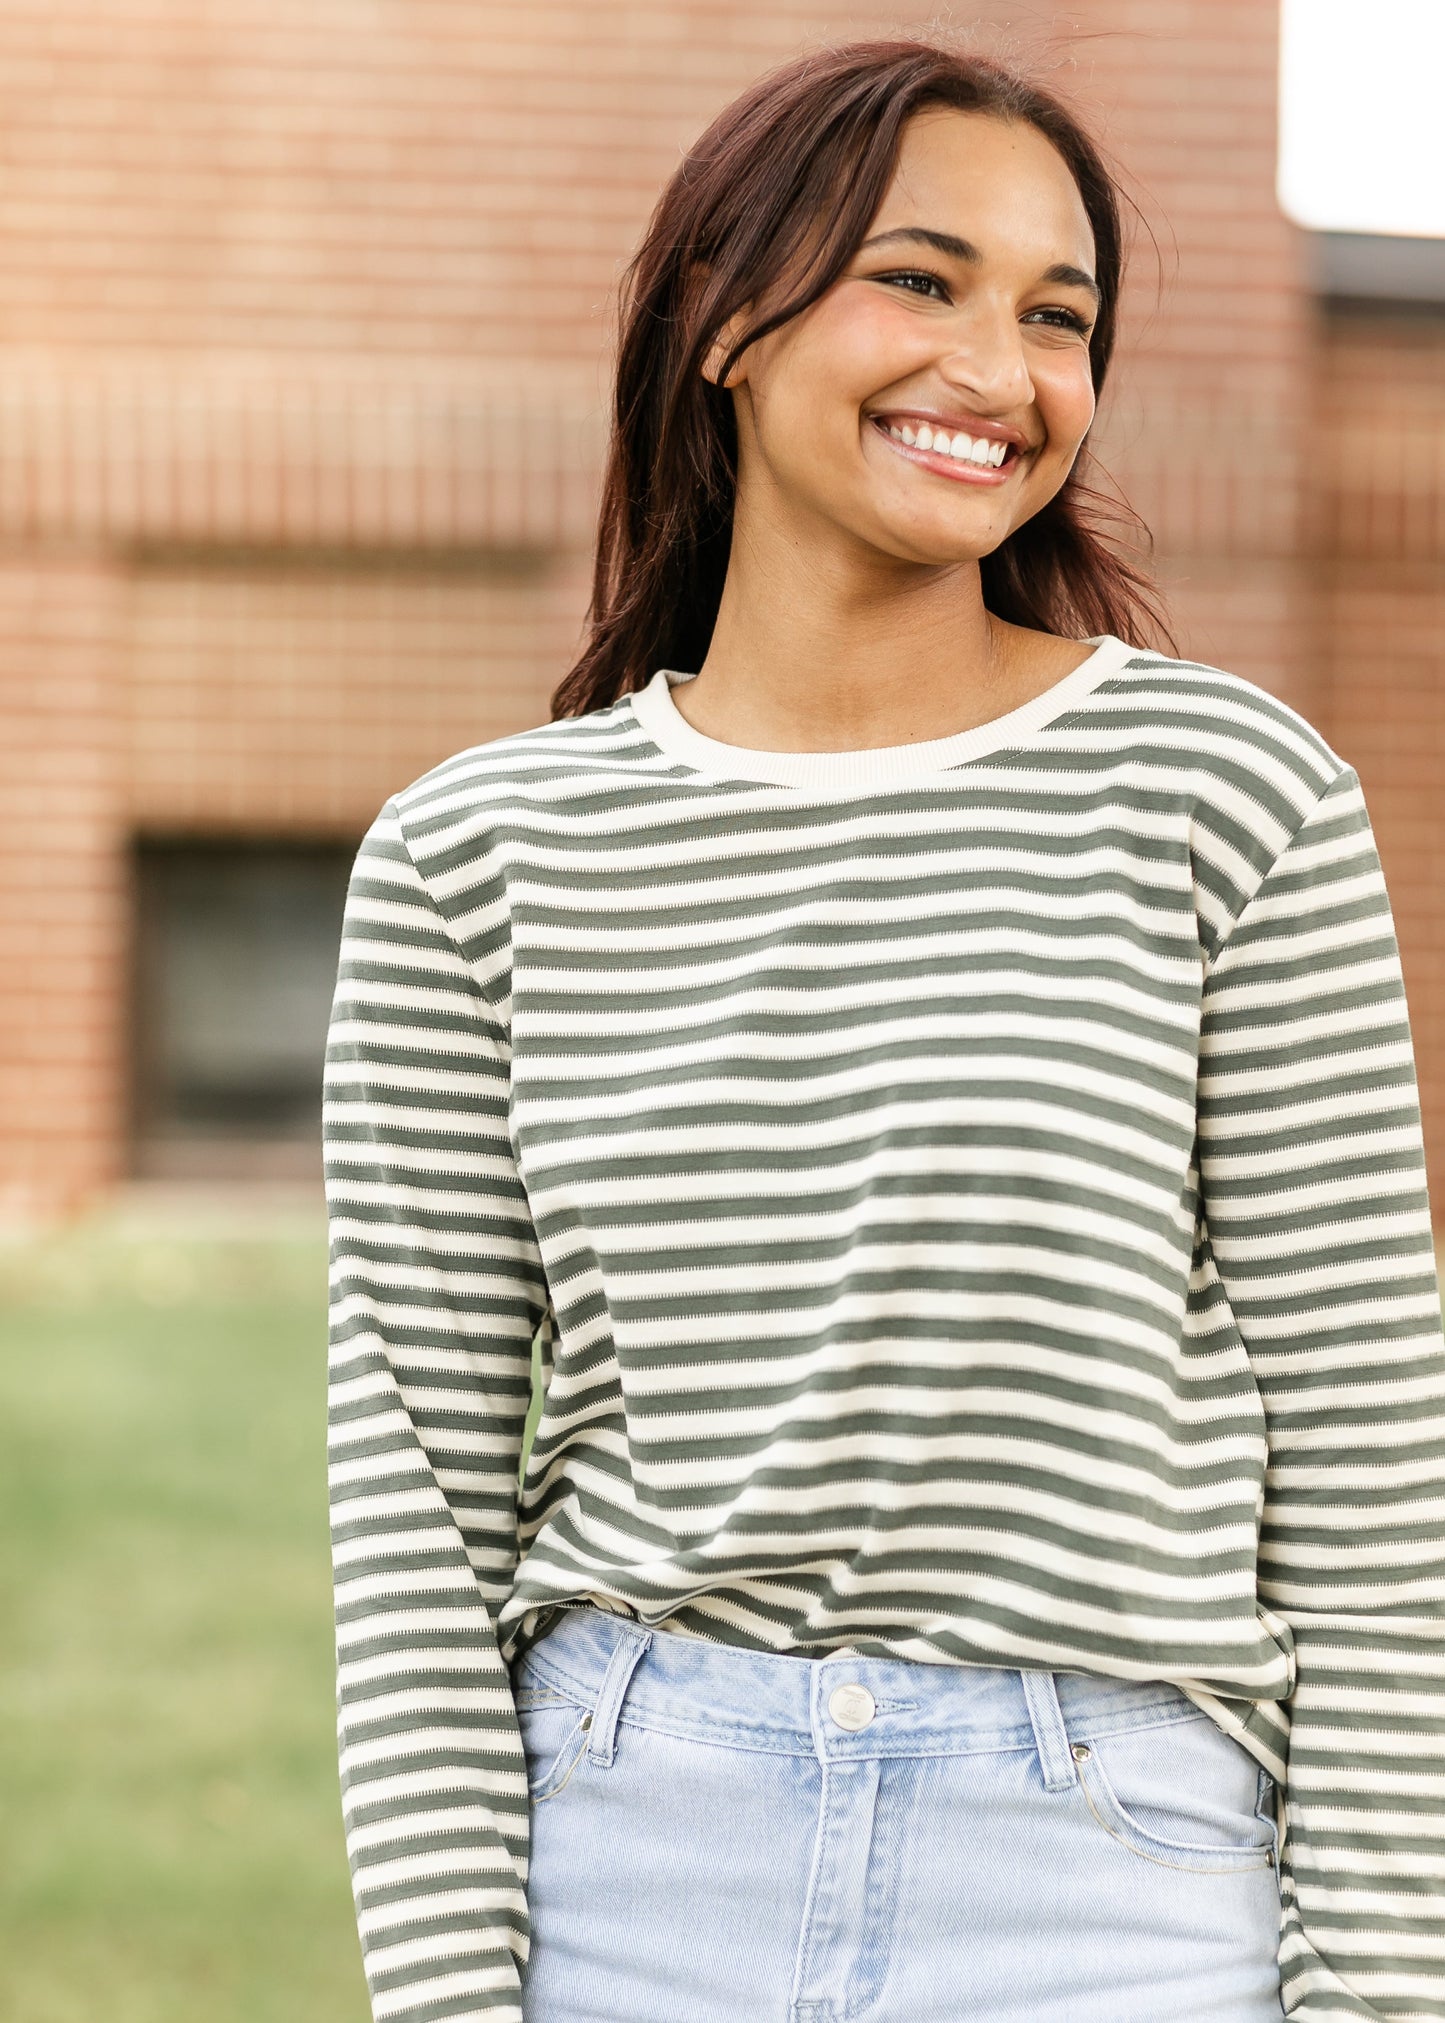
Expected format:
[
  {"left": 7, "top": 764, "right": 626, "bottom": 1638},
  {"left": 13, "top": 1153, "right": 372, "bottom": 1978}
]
[
  {"left": 680, "top": 105, "right": 1115, "bottom": 744},
  {"left": 551, "top": 44, "right": 1177, "bottom": 742},
  {"left": 325, "top": 35, "right": 1445, "bottom": 2023}
]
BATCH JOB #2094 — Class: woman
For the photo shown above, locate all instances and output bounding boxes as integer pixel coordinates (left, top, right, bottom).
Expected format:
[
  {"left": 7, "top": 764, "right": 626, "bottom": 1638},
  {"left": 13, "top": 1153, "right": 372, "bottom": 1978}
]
[{"left": 324, "top": 38, "right": 1445, "bottom": 2023}]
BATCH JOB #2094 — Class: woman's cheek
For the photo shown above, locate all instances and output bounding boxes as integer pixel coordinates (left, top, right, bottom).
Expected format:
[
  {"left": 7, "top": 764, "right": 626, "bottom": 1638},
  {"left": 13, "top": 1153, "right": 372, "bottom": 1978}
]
[
  {"left": 814, "top": 297, "right": 931, "bottom": 395},
  {"left": 1037, "top": 360, "right": 1094, "bottom": 445}
]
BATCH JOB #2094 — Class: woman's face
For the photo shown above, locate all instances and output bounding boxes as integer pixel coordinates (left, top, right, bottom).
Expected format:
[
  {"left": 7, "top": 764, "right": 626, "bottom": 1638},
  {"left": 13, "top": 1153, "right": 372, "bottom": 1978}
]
[{"left": 713, "top": 108, "right": 1101, "bottom": 570}]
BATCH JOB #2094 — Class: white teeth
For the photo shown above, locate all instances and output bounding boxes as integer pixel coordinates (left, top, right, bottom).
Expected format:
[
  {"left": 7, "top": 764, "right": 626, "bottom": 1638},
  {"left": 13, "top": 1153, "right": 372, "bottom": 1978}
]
[{"left": 883, "top": 420, "right": 1013, "bottom": 467}]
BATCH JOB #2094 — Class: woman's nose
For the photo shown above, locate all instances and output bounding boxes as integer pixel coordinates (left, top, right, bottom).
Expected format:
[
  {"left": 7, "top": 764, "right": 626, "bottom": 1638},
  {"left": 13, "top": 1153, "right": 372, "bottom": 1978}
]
[{"left": 935, "top": 313, "right": 1035, "bottom": 410}]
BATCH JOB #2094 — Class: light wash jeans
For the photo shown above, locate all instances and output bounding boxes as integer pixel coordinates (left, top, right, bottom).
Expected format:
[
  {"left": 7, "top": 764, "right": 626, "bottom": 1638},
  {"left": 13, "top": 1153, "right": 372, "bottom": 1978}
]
[{"left": 514, "top": 1603, "right": 1286, "bottom": 2022}]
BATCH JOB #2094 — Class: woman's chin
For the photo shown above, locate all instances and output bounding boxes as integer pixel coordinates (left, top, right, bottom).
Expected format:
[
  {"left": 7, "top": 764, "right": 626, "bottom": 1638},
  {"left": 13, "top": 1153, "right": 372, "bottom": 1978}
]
[{"left": 855, "top": 505, "right": 1012, "bottom": 569}]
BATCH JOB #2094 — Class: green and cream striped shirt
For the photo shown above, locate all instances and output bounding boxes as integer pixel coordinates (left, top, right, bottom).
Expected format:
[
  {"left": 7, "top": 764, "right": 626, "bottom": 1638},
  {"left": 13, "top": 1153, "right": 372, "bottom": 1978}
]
[{"left": 325, "top": 632, "right": 1445, "bottom": 2023}]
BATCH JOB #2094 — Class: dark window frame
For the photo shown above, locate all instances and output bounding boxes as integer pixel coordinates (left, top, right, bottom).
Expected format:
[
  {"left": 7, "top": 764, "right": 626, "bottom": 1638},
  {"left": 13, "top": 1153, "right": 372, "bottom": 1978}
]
[{"left": 128, "top": 833, "right": 359, "bottom": 1182}]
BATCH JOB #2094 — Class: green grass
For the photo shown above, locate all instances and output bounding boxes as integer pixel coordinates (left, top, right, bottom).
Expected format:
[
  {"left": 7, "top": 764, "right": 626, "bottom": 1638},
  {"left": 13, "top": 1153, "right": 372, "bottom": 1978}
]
[{"left": 0, "top": 1226, "right": 378, "bottom": 2023}]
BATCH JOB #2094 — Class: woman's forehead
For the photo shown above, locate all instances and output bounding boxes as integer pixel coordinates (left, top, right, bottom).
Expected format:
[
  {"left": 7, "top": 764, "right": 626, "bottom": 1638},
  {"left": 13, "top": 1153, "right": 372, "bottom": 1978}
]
[{"left": 872, "top": 109, "right": 1094, "bottom": 263}]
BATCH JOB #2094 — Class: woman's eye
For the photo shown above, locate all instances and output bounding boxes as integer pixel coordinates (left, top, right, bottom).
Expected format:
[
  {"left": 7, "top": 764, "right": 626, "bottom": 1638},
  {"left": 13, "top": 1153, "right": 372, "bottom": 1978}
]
[
  {"left": 880, "top": 270, "right": 948, "bottom": 301},
  {"left": 1026, "top": 307, "right": 1092, "bottom": 333}
]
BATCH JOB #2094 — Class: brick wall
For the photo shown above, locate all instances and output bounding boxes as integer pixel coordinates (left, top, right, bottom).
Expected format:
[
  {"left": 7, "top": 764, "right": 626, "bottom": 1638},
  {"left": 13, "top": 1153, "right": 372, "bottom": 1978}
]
[
  {"left": 0, "top": 1, "right": 1434, "bottom": 1217},
  {"left": 1311, "top": 306, "right": 1445, "bottom": 1187},
  {"left": 0, "top": 552, "right": 128, "bottom": 1217}
]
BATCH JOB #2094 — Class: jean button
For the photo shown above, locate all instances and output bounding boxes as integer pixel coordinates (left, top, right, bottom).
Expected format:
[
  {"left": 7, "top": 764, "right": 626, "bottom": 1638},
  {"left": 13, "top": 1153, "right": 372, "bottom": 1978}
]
[{"left": 829, "top": 1682, "right": 876, "bottom": 1731}]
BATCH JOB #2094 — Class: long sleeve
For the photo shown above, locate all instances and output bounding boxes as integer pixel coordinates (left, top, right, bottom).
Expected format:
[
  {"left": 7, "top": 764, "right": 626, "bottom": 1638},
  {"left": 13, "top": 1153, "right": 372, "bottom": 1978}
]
[
  {"left": 1198, "top": 765, "right": 1445, "bottom": 2021},
  {"left": 324, "top": 798, "right": 547, "bottom": 2023}
]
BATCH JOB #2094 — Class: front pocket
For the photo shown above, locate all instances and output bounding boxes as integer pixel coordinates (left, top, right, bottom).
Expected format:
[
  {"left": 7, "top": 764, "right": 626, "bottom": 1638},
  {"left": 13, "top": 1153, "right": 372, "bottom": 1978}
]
[
  {"left": 1071, "top": 1712, "right": 1278, "bottom": 1874},
  {"left": 514, "top": 1689, "right": 594, "bottom": 1803}
]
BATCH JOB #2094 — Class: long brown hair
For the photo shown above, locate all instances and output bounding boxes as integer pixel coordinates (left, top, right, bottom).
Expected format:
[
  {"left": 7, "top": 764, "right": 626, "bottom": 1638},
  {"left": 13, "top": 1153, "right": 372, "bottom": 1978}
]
[{"left": 550, "top": 37, "right": 1178, "bottom": 721}]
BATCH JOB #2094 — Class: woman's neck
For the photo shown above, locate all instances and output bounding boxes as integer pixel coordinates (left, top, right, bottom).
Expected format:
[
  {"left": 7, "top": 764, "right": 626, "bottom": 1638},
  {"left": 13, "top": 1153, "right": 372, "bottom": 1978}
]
[{"left": 677, "top": 501, "right": 1089, "bottom": 755}]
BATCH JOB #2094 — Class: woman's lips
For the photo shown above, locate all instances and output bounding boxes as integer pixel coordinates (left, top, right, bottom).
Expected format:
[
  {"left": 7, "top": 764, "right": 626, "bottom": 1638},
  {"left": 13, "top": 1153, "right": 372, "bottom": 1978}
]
[{"left": 869, "top": 414, "right": 1022, "bottom": 486}]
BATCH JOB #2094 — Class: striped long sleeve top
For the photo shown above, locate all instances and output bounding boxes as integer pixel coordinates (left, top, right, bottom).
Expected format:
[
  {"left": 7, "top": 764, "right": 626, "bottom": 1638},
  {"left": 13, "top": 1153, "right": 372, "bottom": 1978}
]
[{"left": 325, "top": 631, "right": 1445, "bottom": 2023}]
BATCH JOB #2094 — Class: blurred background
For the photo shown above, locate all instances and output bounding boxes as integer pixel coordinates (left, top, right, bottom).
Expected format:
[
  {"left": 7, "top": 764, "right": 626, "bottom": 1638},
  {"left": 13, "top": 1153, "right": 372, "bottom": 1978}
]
[{"left": 1, "top": 2, "right": 1441, "bottom": 2017}]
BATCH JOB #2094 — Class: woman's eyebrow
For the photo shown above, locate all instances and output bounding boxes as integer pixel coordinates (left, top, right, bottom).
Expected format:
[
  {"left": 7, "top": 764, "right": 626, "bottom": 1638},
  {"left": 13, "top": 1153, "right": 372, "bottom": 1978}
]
[{"left": 858, "top": 225, "right": 1101, "bottom": 303}]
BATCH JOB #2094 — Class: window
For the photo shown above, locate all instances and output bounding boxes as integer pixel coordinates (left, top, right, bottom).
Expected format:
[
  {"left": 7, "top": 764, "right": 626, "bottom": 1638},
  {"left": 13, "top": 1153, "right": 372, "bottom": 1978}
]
[
  {"left": 1279, "top": 0, "right": 1445, "bottom": 240},
  {"left": 131, "top": 840, "right": 356, "bottom": 1181}
]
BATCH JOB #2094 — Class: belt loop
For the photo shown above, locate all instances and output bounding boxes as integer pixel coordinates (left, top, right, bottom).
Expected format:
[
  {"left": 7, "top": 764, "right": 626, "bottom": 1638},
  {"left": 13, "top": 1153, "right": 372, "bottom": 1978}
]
[
  {"left": 1019, "top": 1668, "right": 1078, "bottom": 1793},
  {"left": 587, "top": 1618, "right": 654, "bottom": 1767}
]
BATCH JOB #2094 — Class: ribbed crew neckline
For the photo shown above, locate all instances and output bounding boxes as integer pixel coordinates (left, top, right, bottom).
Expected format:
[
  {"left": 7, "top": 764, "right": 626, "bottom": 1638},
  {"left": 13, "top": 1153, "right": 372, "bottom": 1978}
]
[{"left": 627, "top": 633, "right": 1137, "bottom": 788}]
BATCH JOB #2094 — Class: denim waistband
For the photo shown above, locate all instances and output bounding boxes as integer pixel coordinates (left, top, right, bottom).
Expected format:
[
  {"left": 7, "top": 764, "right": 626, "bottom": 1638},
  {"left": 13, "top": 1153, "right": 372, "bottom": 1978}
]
[{"left": 513, "top": 1602, "right": 1209, "bottom": 1768}]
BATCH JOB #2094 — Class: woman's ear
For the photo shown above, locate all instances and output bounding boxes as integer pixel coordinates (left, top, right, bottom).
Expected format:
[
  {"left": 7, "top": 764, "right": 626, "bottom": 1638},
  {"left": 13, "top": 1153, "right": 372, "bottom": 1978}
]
[
  {"left": 686, "top": 259, "right": 753, "bottom": 389},
  {"left": 701, "top": 309, "right": 752, "bottom": 389}
]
